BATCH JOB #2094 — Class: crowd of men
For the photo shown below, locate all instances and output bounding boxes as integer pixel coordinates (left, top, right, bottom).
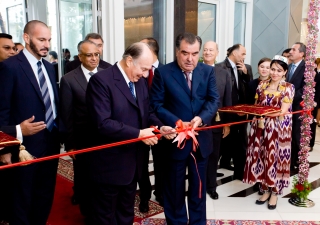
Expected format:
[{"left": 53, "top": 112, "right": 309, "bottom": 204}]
[{"left": 0, "top": 19, "right": 311, "bottom": 225}]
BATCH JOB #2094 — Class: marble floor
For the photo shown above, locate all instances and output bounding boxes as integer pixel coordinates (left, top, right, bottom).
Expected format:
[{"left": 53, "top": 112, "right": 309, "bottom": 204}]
[{"left": 146, "top": 127, "right": 320, "bottom": 221}]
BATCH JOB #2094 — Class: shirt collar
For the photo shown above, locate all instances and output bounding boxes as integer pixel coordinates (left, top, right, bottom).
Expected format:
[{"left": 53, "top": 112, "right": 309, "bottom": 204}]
[
  {"left": 23, "top": 48, "right": 42, "bottom": 66},
  {"left": 293, "top": 60, "right": 302, "bottom": 68},
  {"left": 153, "top": 60, "right": 159, "bottom": 68},
  {"left": 116, "top": 62, "right": 131, "bottom": 85},
  {"left": 227, "top": 57, "right": 237, "bottom": 69},
  {"left": 81, "top": 64, "right": 98, "bottom": 75}
]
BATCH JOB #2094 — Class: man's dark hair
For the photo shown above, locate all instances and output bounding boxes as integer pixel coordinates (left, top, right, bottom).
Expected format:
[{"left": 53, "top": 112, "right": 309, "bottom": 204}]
[
  {"left": 23, "top": 20, "right": 48, "bottom": 34},
  {"left": 282, "top": 48, "right": 291, "bottom": 55},
  {"left": 49, "top": 51, "right": 58, "bottom": 59},
  {"left": 0, "top": 33, "right": 12, "bottom": 39},
  {"left": 85, "top": 33, "right": 104, "bottom": 43},
  {"left": 175, "top": 33, "right": 202, "bottom": 50},
  {"left": 141, "top": 37, "right": 159, "bottom": 57},
  {"left": 226, "top": 44, "right": 242, "bottom": 57},
  {"left": 122, "top": 42, "right": 145, "bottom": 60},
  {"left": 78, "top": 40, "right": 97, "bottom": 53},
  {"left": 295, "top": 42, "right": 306, "bottom": 57}
]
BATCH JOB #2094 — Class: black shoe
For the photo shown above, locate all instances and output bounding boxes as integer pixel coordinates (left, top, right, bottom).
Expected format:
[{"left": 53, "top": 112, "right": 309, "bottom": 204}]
[
  {"left": 155, "top": 196, "right": 164, "bottom": 206},
  {"left": 207, "top": 190, "right": 219, "bottom": 200},
  {"left": 255, "top": 193, "right": 271, "bottom": 205},
  {"left": 310, "top": 147, "right": 313, "bottom": 152},
  {"left": 258, "top": 190, "right": 264, "bottom": 195},
  {"left": 71, "top": 194, "right": 79, "bottom": 205},
  {"left": 268, "top": 196, "right": 277, "bottom": 210},
  {"left": 217, "top": 172, "right": 224, "bottom": 177},
  {"left": 139, "top": 200, "right": 149, "bottom": 213}
]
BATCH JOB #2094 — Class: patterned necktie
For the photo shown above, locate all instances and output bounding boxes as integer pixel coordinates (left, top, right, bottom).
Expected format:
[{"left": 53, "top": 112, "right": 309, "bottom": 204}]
[
  {"left": 128, "top": 81, "right": 136, "bottom": 99},
  {"left": 147, "top": 67, "right": 154, "bottom": 88},
  {"left": 288, "top": 64, "right": 296, "bottom": 80},
  {"left": 89, "top": 72, "right": 95, "bottom": 76},
  {"left": 184, "top": 71, "right": 191, "bottom": 90},
  {"left": 37, "top": 61, "right": 54, "bottom": 131}
]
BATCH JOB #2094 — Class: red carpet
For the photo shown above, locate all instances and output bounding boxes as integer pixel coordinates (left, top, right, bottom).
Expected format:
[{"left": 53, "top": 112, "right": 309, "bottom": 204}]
[{"left": 47, "top": 159, "right": 164, "bottom": 225}]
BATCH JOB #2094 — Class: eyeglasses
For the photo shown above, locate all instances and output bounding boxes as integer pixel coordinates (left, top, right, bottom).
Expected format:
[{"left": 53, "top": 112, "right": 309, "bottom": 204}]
[
  {"left": 80, "top": 53, "right": 100, "bottom": 58},
  {"left": 2, "top": 46, "right": 16, "bottom": 51}
]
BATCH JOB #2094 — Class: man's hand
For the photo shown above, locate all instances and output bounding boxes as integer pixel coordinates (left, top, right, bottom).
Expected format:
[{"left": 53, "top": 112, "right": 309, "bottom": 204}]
[
  {"left": 222, "top": 126, "right": 230, "bottom": 138},
  {"left": 160, "top": 126, "right": 176, "bottom": 140},
  {"left": 236, "top": 61, "right": 247, "bottom": 74},
  {"left": 0, "top": 153, "right": 12, "bottom": 164},
  {"left": 21, "top": 116, "right": 46, "bottom": 136},
  {"left": 139, "top": 128, "right": 158, "bottom": 146},
  {"left": 67, "top": 149, "right": 76, "bottom": 160},
  {"left": 190, "top": 116, "right": 202, "bottom": 129}
]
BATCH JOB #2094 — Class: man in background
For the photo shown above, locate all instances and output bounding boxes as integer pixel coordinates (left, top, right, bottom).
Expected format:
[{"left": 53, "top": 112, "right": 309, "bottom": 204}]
[
  {"left": 65, "top": 33, "right": 111, "bottom": 73},
  {"left": 60, "top": 40, "right": 103, "bottom": 218},
  {"left": 0, "top": 33, "right": 15, "bottom": 61},
  {"left": 203, "top": 41, "right": 232, "bottom": 200},
  {"left": 282, "top": 48, "right": 292, "bottom": 64},
  {"left": 14, "top": 42, "right": 24, "bottom": 54}
]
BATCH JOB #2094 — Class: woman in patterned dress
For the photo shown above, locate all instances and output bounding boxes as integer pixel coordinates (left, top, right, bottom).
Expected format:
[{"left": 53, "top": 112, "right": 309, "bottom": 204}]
[{"left": 243, "top": 55, "right": 295, "bottom": 210}]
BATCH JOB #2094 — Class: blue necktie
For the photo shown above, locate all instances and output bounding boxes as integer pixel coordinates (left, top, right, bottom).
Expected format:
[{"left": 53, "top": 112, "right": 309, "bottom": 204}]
[
  {"left": 128, "top": 81, "right": 136, "bottom": 99},
  {"left": 288, "top": 64, "right": 296, "bottom": 81},
  {"left": 37, "top": 61, "right": 54, "bottom": 131}
]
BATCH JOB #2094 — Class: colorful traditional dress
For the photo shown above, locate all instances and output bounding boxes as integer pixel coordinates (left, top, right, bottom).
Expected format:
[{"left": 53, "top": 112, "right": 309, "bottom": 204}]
[{"left": 243, "top": 79, "right": 295, "bottom": 194}]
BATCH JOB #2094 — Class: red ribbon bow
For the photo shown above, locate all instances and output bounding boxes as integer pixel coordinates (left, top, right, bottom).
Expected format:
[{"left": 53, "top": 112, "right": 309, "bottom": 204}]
[{"left": 172, "top": 120, "right": 199, "bottom": 151}]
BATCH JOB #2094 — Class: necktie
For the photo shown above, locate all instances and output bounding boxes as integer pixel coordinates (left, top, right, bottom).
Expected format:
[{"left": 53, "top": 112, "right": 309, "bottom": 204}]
[
  {"left": 37, "top": 61, "right": 54, "bottom": 131},
  {"left": 288, "top": 64, "right": 296, "bottom": 80},
  {"left": 147, "top": 67, "right": 154, "bottom": 88},
  {"left": 184, "top": 71, "right": 191, "bottom": 89},
  {"left": 89, "top": 72, "right": 95, "bottom": 76},
  {"left": 128, "top": 81, "right": 136, "bottom": 99}
]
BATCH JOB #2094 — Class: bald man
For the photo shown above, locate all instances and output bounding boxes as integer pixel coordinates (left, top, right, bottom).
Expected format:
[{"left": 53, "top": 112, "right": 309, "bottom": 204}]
[
  {"left": 203, "top": 41, "right": 232, "bottom": 200},
  {"left": 0, "top": 20, "right": 60, "bottom": 225}
]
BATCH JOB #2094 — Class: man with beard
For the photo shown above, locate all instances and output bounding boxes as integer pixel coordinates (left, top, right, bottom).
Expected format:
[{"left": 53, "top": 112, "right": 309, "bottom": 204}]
[{"left": 0, "top": 20, "right": 60, "bottom": 225}]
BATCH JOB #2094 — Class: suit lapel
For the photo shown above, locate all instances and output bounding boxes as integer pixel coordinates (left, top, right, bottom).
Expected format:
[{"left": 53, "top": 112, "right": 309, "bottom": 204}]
[
  {"left": 74, "top": 67, "right": 88, "bottom": 92},
  {"left": 290, "top": 60, "right": 305, "bottom": 82},
  {"left": 135, "top": 80, "right": 145, "bottom": 117},
  {"left": 170, "top": 62, "right": 191, "bottom": 96},
  {"left": 18, "top": 53, "right": 43, "bottom": 103},
  {"left": 191, "top": 64, "right": 202, "bottom": 96},
  {"left": 113, "top": 66, "right": 139, "bottom": 108}
]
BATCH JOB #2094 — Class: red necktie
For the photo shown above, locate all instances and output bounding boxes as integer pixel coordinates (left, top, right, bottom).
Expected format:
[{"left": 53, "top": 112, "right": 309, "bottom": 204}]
[{"left": 148, "top": 68, "right": 154, "bottom": 88}]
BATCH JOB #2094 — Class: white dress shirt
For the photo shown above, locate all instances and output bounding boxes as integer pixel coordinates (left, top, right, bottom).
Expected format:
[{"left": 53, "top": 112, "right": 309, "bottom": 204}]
[
  {"left": 228, "top": 58, "right": 238, "bottom": 88},
  {"left": 81, "top": 64, "right": 98, "bottom": 82},
  {"left": 116, "top": 62, "right": 136, "bottom": 96}
]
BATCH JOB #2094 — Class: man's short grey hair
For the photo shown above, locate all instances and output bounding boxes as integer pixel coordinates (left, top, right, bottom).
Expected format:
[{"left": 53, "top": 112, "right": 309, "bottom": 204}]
[
  {"left": 78, "top": 40, "right": 97, "bottom": 53},
  {"left": 122, "top": 42, "right": 146, "bottom": 61}
]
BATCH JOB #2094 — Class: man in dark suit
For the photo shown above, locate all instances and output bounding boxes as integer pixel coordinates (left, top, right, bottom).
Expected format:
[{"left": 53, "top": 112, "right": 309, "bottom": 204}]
[
  {"left": 216, "top": 44, "right": 251, "bottom": 180},
  {"left": 138, "top": 37, "right": 165, "bottom": 211},
  {"left": 60, "top": 40, "right": 103, "bottom": 216},
  {"left": 85, "top": 42, "right": 175, "bottom": 225},
  {"left": 0, "top": 20, "right": 60, "bottom": 225},
  {"left": 150, "top": 33, "right": 219, "bottom": 225},
  {"left": 65, "top": 33, "right": 112, "bottom": 73},
  {"left": 287, "top": 42, "right": 306, "bottom": 169},
  {"left": 203, "top": 41, "right": 232, "bottom": 200}
]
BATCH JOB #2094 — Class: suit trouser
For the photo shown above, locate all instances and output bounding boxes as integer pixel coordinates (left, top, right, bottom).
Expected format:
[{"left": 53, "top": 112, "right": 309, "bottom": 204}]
[
  {"left": 10, "top": 128, "right": 59, "bottom": 225},
  {"left": 87, "top": 179, "right": 137, "bottom": 225},
  {"left": 310, "top": 108, "right": 318, "bottom": 148},
  {"left": 220, "top": 123, "right": 247, "bottom": 180},
  {"left": 137, "top": 148, "right": 152, "bottom": 202},
  {"left": 206, "top": 131, "right": 222, "bottom": 192},
  {"left": 291, "top": 114, "right": 301, "bottom": 166},
  {"left": 73, "top": 153, "right": 90, "bottom": 215},
  {"left": 164, "top": 151, "right": 208, "bottom": 225}
]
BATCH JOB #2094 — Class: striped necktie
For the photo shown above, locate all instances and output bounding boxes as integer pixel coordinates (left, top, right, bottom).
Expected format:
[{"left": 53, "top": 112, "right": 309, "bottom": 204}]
[
  {"left": 288, "top": 64, "right": 296, "bottom": 81},
  {"left": 128, "top": 81, "right": 136, "bottom": 99},
  {"left": 37, "top": 61, "right": 54, "bottom": 131},
  {"left": 184, "top": 71, "right": 191, "bottom": 89},
  {"left": 89, "top": 72, "right": 95, "bottom": 76}
]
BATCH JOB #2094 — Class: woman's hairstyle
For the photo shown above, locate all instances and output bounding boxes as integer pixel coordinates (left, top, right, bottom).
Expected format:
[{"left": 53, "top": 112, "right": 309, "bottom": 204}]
[
  {"left": 315, "top": 58, "right": 320, "bottom": 66},
  {"left": 258, "top": 57, "right": 271, "bottom": 67},
  {"left": 270, "top": 59, "right": 288, "bottom": 72}
]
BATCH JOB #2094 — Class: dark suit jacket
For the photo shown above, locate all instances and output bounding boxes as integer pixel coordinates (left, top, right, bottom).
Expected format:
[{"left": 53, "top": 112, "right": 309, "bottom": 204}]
[
  {"left": 286, "top": 60, "right": 306, "bottom": 112},
  {"left": 314, "top": 69, "right": 320, "bottom": 109},
  {"left": 150, "top": 61, "right": 219, "bottom": 160},
  {"left": 216, "top": 58, "right": 251, "bottom": 106},
  {"left": 0, "top": 51, "right": 60, "bottom": 158},
  {"left": 211, "top": 65, "right": 232, "bottom": 133},
  {"left": 86, "top": 64, "right": 163, "bottom": 185},
  {"left": 65, "top": 58, "right": 112, "bottom": 74},
  {"left": 60, "top": 66, "right": 103, "bottom": 151},
  {"left": 247, "top": 78, "right": 261, "bottom": 105},
  {"left": 245, "top": 64, "right": 253, "bottom": 81},
  {"left": 0, "top": 126, "right": 16, "bottom": 137}
]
